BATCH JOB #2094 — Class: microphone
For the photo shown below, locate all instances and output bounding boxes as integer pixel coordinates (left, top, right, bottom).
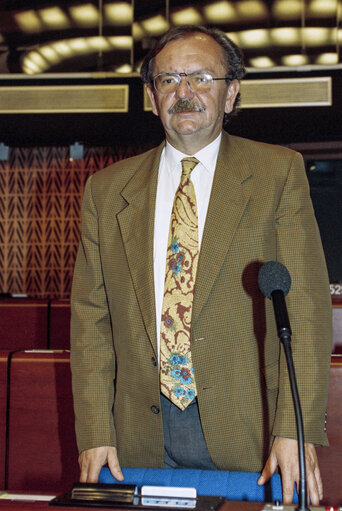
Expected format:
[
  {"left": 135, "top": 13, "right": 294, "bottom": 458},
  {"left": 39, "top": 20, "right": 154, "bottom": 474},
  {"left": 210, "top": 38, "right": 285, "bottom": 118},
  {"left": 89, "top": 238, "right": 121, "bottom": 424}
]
[
  {"left": 258, "top": 260, "right": 291, "bottom": 341},
  {"left": 258, "top": 261, "right": 309, "bottom": 511}
]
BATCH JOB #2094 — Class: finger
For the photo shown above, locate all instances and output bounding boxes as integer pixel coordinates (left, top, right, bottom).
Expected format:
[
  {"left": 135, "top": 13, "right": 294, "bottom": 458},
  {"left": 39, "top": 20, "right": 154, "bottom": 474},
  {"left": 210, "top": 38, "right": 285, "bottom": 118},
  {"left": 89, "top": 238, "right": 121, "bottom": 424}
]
[
  {"left": 79, "top": 453, "right": 89, "bottom": 483},
  {"left": 314, "top": 464, "right": 323, "bottom": 501},
  {"left": 258, "top": 454, "right": 278, "bottom": 485},
  {"left": 281, "top": 472, "right": 295, "bottom": 505},
  {"left": 86, "top": 458, "right": 102, "bottom": 483},
  {"left": 306, "top": 467, "right": 320, "bottom": 506},
  {"left": 107, "top": 448, "right": 124, "bottom": 481}
]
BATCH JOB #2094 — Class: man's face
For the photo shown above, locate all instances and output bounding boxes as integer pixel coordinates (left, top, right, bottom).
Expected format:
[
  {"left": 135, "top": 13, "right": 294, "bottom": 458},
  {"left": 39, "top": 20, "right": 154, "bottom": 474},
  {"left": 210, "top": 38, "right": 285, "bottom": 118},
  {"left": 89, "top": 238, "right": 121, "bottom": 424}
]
[{"left": 147, "top": 33, "right": 240, "bottom": 145}]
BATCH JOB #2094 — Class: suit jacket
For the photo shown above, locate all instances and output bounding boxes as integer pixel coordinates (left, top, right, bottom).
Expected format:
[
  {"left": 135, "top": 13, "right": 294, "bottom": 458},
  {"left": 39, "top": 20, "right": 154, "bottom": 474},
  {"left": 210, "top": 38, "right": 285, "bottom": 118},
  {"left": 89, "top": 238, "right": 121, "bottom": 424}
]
[{"left": 70, "top": 132, "right": 332, "bottom": 472}]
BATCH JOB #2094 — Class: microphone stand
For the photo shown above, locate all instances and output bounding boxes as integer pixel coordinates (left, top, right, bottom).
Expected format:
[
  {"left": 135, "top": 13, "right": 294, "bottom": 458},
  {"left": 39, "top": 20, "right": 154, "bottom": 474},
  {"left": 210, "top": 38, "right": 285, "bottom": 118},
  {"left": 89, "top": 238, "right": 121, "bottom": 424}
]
[{"left": 271, "top": 290, "right": 310, "bottom": 511}]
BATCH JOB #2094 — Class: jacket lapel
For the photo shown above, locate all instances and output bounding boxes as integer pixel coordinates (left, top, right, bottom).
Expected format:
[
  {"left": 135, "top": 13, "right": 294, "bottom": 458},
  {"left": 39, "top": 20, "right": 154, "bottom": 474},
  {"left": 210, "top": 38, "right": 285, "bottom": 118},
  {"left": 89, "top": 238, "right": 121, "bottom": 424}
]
[
  {"left": 117, "top": 143, "right": 164, "bottom": 356},
  {"left": 193, "top": 132, "right": 253, "bottom": 325}
]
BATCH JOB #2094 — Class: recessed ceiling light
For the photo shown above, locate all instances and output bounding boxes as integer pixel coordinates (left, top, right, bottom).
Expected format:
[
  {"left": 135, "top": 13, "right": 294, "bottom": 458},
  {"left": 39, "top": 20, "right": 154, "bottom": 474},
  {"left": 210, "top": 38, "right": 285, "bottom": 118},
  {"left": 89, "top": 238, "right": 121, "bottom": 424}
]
[
  {"left": 308, "top": 0, "right": 338, "bottom": 17},
  {"left": 105, "top": 2, "right": 133, "bottom": 25},
  {"left": 39, "top": 45, "right": 60, "bottom": 64},
  {"left": 271, "top": 27, "right": 300, "bottom": 45},
  {"left": 304, "top": 27, "right": 331, "bottom": 46},
  {"left": 203, "top": 1, "right": 236, "bottom": 23},
  {"left": 51, "top": 41, "right": 73, "bottom": 58},
  {"left": 282, "top": 54, "right": 309, "bottom": 66},
  {"left": 239, "top": 29, "right": 270, "bottom": 48},
  {"left": 235, "top": 0, "right": 268, "bottom": 20},
  {"left": 132, "top": 23, "right": 145, "bottom": 41},
  {"left": 115, "top": 64, "right": 133, "bottom": 73},
  {"left": 272, "top": 0, "right": 302, "bottom": 19},
  {"left": 69, "top": 4, "right": 99, "bottom": 26},
  {"left": 68, "top": 38, "right": 90, "bottom": 54},
  {"left": 171, "top": 8, "right": 203, "bottom": 25},
  {"left": 88, "top": 37, "right": 110, "bottom": 51},
  {"left": 107, "top": 36, "right": 132, "bottom": 49},
  {"left": 141, "top": 15, "right": 169, "bottom": 36},
  {"left": 249, "top": 56, "right": 275, "bottom": 68},
  {"left": 14, "top": 10, "right": 42, "bottom": 33},
  {"left": 39, "top": 7, "right": 70, "bottom": 29},
  {"left": 316, "top": 52, "right": 338, "bottom": 64}
]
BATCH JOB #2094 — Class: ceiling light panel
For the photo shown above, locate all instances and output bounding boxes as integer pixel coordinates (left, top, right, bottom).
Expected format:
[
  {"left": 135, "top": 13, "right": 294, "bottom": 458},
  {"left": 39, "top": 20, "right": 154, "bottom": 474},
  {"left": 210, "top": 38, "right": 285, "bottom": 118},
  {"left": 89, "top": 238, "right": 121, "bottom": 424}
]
[
  {"left": 249, "top": 56, "right": 275, "bottom": 68},
  {"left": 51, "top": 41, "right": 73, "bottom": 58},
  {"left": 39, "top": 45, "right": 61, "bottom": 64},
  {"left": 69, "top": 4, "right": 99, "bottom": 27},
  {"left": 203, "top": 1, "right": 236, "bottom": 23},
  {"left": 239, "top": 29, "right": 270, "bottom": 48},
  {"left": 171, "top": 8, "right": 203, "bottom": 25},
  {"left": 308, "top": 0, "right": 338, "bottom": 17},
  {"left": 304, "top": 27, "right": 331, "bottom": 46},
  {"left": 88, "top": 37, "right": 110, "bottom": 51},
  {"left": 105, "top": 2, "right": 133, "bottom": 25},
  {"left": 68, "top": 38, "right": 90, "bottom": 53},
  {"left": 271, "top": 27, "right": 300, "bottom": 45},
  {"left": 39, "top": 7, "right": 70, "bottom": 29},
  {"left": 282, "top": 54, "right": 309, "bottom": 66},
  {"left": 272, "top": 0, "right": 302, "bottom": 20},
  {"left": 316, "top": 52, "right": 338, "bottom": 64},
  {"left": 141, "top": 15, "right": 169, "bottom": 36},
  {"left": 108, "top": 36, "right": 132, "bottom": 49},
  {"left": 14, "top": 10, "right": 42, "bottom": 33},
  {"left": 115, "top": 64, "right": 132, "bottom": 73},
  {"left": 235, "top": 0, "right": 269, "bottom": 20},
  {"left": 132, "top": 22, "right": 145, "bottom": 41}
]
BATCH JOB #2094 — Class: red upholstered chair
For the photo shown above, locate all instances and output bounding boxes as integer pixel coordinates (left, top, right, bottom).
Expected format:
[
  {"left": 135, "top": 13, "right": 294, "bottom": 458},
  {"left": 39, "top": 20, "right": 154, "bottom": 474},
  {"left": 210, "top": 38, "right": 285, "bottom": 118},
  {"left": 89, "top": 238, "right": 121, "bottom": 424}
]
[
  {"left": 317, "top": 355, "right": 342, "bottom": 506},
  {"left": 0, "top": 351, "right": 9, "bottom": 490},
  {"left": 49, "top": 299, "right": 71, "bottom": 350},
  {"left": 0, "top": 298, "right": 49, "bottom": 350},
  {"left": 7, "top": 351, "right": 79, "bottom": 492}
]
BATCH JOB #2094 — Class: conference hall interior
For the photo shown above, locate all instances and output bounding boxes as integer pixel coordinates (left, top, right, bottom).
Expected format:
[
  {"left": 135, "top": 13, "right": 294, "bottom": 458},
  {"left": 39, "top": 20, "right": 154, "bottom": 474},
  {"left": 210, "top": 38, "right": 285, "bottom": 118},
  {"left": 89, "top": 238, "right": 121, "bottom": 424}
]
[{"left": 0, "top": 0, "right": 341, "bottom": 507}]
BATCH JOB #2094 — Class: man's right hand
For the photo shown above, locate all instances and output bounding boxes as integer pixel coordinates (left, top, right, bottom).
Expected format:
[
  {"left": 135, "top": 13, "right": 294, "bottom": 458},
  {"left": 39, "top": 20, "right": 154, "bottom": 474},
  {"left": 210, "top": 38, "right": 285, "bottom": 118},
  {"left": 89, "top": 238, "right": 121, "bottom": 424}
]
[{"left": 79, "top": 446, "right": 124, "bottom": 483}]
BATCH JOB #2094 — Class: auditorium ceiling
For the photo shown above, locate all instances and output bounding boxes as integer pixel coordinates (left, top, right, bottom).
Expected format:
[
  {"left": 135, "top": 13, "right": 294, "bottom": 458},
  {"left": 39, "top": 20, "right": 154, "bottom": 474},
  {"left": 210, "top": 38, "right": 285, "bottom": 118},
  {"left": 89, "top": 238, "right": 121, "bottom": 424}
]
[{"left": 0, "top": 0, "right": 341, "bottom": 74}]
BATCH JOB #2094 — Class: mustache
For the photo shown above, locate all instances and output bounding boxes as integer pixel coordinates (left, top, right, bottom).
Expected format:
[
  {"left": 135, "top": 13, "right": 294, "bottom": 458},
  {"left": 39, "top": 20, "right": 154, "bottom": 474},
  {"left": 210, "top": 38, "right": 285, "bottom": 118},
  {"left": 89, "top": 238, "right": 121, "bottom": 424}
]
[{"left": 168, "top": 98, "right": 206, "bottom": 114}]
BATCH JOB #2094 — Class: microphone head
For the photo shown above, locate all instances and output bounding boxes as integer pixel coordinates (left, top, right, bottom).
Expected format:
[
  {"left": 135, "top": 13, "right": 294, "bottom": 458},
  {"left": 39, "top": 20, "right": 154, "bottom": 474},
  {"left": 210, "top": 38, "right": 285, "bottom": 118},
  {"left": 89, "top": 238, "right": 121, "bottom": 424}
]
[{"left": 258, "top": 261, "right": 291, "bottom": 299}]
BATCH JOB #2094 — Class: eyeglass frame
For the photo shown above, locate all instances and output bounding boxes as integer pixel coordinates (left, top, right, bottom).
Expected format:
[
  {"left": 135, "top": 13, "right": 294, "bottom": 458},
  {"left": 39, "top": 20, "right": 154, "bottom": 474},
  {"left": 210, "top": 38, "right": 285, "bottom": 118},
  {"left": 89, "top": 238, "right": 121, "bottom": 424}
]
[{"left": 150, "top": 71, "right": 233, "bottom": 94}]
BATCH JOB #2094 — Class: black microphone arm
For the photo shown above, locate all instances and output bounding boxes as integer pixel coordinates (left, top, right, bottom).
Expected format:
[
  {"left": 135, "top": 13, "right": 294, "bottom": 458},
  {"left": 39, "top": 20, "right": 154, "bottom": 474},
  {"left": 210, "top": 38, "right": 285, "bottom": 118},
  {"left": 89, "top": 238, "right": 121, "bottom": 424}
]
[{"left": 258, "top": 261, "right": 309, "bottom": 511}]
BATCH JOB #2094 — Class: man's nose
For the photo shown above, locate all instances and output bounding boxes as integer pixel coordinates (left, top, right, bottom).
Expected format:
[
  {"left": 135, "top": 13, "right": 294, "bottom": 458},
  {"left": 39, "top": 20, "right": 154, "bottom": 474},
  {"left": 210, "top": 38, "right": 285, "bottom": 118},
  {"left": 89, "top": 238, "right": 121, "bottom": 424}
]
[{"left": 175, "top": 76, "right": 194, "bottom": 98}]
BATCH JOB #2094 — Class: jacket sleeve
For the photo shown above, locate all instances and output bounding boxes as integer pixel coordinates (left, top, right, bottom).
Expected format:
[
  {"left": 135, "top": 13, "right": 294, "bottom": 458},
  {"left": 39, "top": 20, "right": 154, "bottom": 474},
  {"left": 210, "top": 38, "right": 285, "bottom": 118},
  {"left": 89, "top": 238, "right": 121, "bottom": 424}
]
[
  {"left": 70, "top": 175, "right": 117, "bottom": 453},
  {"left": 272, "top": 151, "right": 332, "bottom": 446}
]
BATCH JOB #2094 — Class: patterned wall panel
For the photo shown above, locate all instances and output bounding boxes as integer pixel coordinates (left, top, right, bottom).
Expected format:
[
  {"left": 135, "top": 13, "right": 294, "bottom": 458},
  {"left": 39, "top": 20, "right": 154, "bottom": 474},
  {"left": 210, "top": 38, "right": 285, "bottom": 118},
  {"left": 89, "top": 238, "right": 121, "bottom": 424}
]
[{"left": 0, "top": 144, "right": 148, "bottom": 298}]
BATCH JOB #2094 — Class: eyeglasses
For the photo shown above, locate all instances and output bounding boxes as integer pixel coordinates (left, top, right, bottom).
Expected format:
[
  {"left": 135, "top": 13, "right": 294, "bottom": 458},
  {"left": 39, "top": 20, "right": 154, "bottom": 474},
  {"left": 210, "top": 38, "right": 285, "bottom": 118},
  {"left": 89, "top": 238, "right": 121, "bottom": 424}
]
[{"left": 151, "top": 72, "right": 230, "bottom": 94}]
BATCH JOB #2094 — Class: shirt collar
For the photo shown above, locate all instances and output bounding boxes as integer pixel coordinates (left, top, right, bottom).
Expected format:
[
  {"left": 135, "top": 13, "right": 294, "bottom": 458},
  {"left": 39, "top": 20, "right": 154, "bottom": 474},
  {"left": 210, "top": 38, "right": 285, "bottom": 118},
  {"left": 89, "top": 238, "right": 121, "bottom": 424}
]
[{"left": 164, "top": 132, "right": 222, "bottom": 176}]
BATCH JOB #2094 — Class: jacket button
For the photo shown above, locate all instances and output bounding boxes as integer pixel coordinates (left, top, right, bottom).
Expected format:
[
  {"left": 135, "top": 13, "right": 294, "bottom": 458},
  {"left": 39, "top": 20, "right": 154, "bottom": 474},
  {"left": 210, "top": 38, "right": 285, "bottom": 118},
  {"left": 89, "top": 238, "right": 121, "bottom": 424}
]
[
  {"left": 151, "top": 357, "right": 157, "bottom": 366},
  {"left": 151, "top": 405, "right": 160, "bottom": 414}
]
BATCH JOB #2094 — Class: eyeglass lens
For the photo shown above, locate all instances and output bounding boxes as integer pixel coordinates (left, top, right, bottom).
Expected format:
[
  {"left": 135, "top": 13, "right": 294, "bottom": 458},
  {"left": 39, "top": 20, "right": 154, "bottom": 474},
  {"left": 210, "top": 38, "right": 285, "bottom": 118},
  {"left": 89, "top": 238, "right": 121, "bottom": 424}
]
[{"left": 154, "top": 73, "right": 213, "bottom": 93}]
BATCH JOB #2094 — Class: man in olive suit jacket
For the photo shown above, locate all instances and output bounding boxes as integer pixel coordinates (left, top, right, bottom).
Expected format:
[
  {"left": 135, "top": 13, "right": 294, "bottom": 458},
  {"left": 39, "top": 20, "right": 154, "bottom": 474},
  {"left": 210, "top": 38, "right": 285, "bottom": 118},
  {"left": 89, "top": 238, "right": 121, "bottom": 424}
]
[{"left": 71, "top": 25, "right": 332, "bottom": 505}]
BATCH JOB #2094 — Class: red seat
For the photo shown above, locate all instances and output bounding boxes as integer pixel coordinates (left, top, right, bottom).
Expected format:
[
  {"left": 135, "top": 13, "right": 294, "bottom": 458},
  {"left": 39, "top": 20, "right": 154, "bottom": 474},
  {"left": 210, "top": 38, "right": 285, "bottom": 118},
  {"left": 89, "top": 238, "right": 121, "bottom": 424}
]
[
  {"left": 0, "top": 299, "right": 48, "bottom": 350},
  {"left": 49, "top": 299, "right": 70, "bottom": 350},
  {"left": 0, "top": 351, "right": 9, "bottom": 490},
  {"left": 7, "top": 351, "right": 79, "bottom": 492}
]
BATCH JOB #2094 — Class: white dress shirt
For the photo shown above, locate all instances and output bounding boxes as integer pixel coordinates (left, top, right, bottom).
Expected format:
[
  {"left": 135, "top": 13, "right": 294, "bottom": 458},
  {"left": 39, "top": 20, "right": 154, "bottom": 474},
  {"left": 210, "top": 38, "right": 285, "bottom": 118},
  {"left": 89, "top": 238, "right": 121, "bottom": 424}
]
[{"left": 153, "top": 133, "right": 222, "bottom": 357}]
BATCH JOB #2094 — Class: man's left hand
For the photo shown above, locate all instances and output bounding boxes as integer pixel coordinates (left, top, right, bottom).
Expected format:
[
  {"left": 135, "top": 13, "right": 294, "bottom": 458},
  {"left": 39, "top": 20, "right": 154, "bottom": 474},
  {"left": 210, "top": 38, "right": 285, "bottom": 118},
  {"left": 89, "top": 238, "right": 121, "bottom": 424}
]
[{"left": 257, "top": 436, "right": 323, "bottom": 505}]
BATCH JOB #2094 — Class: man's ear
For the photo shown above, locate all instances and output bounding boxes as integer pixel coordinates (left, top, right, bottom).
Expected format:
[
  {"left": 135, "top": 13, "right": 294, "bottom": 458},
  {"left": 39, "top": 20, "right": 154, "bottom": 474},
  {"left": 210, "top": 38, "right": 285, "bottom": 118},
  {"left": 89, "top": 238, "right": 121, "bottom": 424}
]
[
  {"left": 224, "top": 80, "right": 240, "bottom": 114},
  {"left": 146, "top": 85, "right": 159, "bottom": 117}
]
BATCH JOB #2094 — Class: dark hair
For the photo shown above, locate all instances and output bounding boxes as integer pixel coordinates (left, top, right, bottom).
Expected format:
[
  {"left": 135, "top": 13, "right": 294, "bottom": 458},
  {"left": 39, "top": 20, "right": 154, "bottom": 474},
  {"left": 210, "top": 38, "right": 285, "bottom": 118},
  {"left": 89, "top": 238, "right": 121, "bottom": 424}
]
[{"left": 140, "top": 25, "right": 246, "bottom": 120}]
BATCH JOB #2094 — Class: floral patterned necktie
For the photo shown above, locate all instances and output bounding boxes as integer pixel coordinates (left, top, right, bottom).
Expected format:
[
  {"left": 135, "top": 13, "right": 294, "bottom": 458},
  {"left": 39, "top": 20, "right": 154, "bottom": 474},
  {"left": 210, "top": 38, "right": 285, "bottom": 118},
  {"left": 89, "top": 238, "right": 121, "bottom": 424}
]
[{"left": 160, "top": 157, "right": 200, "bottom": 410}]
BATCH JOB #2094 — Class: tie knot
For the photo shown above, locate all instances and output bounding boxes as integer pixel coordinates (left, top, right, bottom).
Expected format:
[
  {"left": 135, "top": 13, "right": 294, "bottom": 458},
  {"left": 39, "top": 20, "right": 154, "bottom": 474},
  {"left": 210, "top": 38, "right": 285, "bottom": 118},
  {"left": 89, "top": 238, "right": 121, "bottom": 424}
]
[{"left": 181, "top": 157, "right": 199, "bottom": 181}]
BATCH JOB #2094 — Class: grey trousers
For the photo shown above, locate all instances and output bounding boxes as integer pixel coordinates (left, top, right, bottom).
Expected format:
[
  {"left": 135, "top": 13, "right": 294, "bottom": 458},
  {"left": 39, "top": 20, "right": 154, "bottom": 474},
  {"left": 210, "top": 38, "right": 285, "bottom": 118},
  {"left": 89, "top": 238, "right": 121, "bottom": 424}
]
[{"left": 161, "top": 394, "right": 217, "bottom": 470}]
